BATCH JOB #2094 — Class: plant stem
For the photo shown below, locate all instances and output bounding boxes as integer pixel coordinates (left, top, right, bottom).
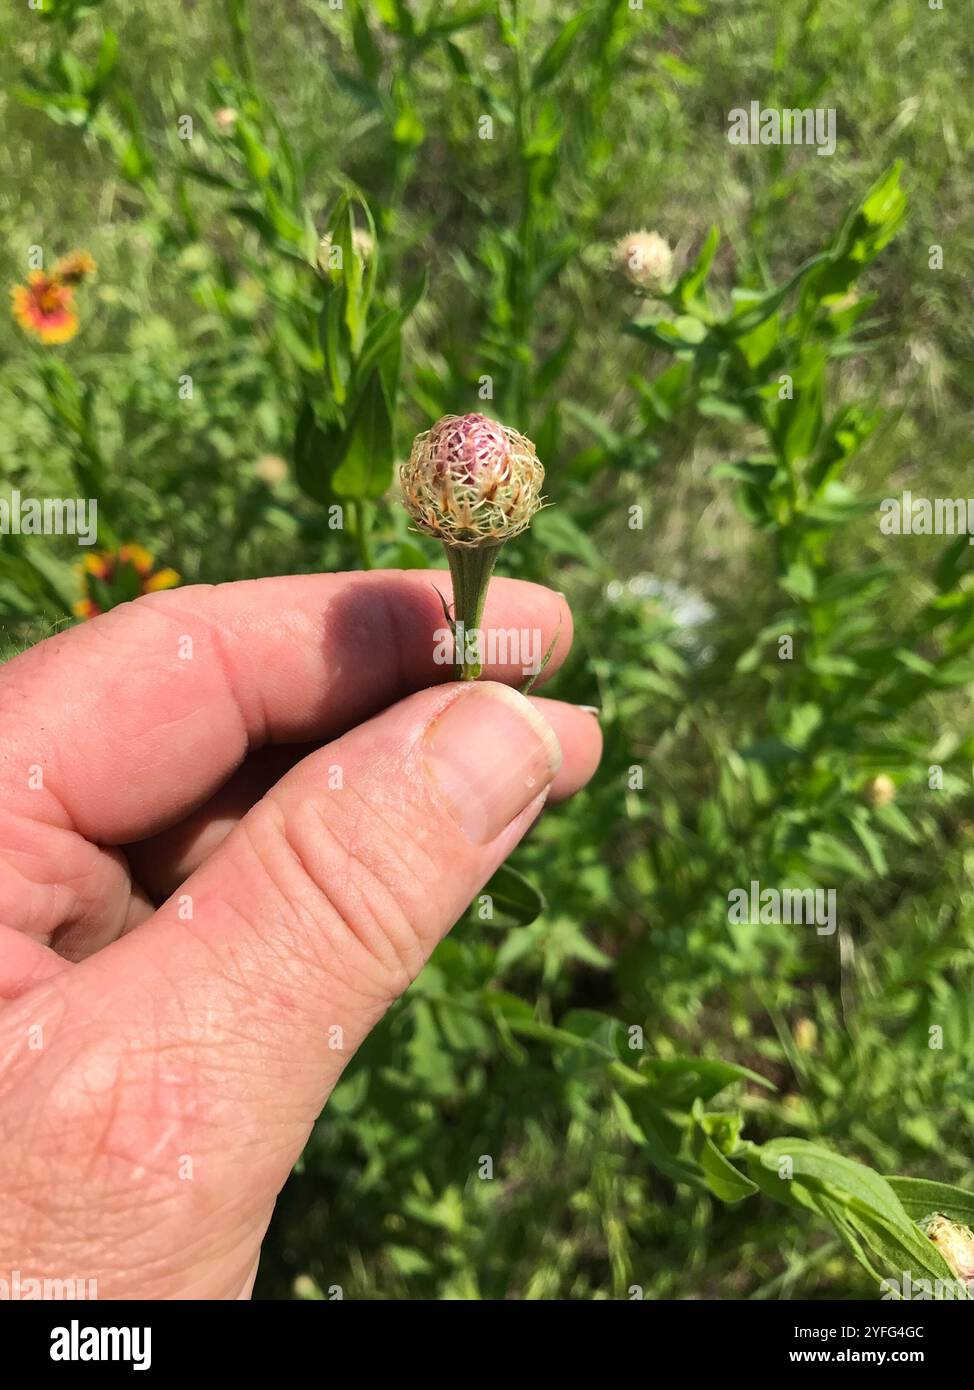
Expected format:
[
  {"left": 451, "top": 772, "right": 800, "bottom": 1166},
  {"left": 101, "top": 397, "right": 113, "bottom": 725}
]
[
  {"left": 510, "top": 0, "right": 535, "bottom": 426},
  {"left": 445, "top": 543, "right": 502, "bottom": 681},
  {"left": 226, "top": 0, "right": 258, "bottom": 84},
  {"left": 351, "top": 499, "right": 374, "bottom": 570}
]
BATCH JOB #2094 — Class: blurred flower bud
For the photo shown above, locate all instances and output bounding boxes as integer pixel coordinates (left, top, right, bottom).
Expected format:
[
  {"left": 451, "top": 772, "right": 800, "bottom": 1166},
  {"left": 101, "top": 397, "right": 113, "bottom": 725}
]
[
  {"left": 614, "top": 230, "right": 673, "bottom": 292},
  {"left": 919, "top": 1214, "right": 974, "bottom": 1285},
  {"left": 53, "top": 250, "right": 97, "bottom": 285},
  {"left": 316, "top": 228, "right": 374, "bottom": 277},
  {"left": 863, "top": 774, "right": 896, "bottom": 807},
  {"left": 400, "top": 412, "right": 544, "bottom": 549},
  {"left": 255, "top": 454, "right": 288, "bottom": 486},
  {"left": 214, "top": 107, "right": 238, "bottom": 131},
  {"left": 794, "top": 1017, "right": 818, "bottom": 1053},
  {"left": 292, "top": 1275, "right": 325, "bottom": 1300}
]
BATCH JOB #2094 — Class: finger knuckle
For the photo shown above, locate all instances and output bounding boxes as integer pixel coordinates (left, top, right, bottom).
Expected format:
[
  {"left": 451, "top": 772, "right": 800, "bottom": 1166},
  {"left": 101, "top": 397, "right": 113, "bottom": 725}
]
[{"left": 232, "top": 792, "right": 431, "bottom": 1007}]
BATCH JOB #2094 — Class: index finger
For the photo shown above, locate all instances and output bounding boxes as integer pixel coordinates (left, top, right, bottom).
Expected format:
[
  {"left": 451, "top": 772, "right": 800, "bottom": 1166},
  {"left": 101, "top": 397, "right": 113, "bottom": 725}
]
[{"left": 0, "top": 570, "right": 572, "bottom": 845}]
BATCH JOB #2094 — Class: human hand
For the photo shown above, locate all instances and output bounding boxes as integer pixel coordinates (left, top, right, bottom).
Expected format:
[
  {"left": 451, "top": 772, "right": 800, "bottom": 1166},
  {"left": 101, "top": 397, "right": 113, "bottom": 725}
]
[{"left": 0, "top": 571, "right": 600, "bottom": 1299}]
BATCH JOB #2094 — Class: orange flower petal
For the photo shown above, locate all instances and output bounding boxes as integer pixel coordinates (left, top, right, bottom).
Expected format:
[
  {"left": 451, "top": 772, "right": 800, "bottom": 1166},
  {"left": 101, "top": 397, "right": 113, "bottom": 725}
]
[
  {"left": 54, "top": 250, "right": 97, "bottom": 284},
  {"left": 144, "top": 567, "right": 180, "bottom": 593},
  {"left": 11, "top": 274, "right": 78, "bottom": 344},
  {"left": 118, "top": 544, "right": 153, "bottom": 575},
  {"left": 81, "top": 553, "right": 111, "bottom": 578},
  {"left": 36, "top": 314, "right": 79, "bottom": 345}
]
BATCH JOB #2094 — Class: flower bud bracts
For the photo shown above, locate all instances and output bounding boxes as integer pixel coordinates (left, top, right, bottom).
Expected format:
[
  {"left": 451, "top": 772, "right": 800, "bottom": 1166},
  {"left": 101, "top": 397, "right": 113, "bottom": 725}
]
[{"left": 400, "top": 413, "right": 544, "bottom": 549}]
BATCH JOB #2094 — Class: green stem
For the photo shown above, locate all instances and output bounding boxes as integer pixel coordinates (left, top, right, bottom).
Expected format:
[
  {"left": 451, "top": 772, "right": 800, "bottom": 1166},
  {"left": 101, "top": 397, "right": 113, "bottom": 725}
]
[
  {"left": 510, "top": 1, "right": 534, "bottom": 425},
  {"left": 445, "top": 543, "right": 502, "bottom": 681},
  {"left": 226, "top": 0, "right": 258, "bottom": 84},
  {"left": 351, "top": 500, "right": 374, "bottom": 570}
]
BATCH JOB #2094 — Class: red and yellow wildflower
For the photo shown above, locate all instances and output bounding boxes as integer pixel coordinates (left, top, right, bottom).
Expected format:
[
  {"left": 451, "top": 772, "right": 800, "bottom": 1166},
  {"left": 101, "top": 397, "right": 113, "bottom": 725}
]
[
  {"left": 74, "top": 544, "right": 180, "bottom": 620},
  {"left": 11, "top": 250, "right": 97, "bottom": 345}
]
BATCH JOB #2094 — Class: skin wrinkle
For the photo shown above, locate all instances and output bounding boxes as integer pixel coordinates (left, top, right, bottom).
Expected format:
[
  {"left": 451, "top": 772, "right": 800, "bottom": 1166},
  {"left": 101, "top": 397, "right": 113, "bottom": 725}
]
[
  {"left": 340, "top": 733, "right": 443, "bottom": 889},
  {"left": 108, "top": 952, "right": 317, "bottom": 1131},
  {"left": 280, "top": 785, "right": 429, "bottom": 998},
  {"left": 69, "top": 909, "right": 303, "bottom": 1088},
  {"left": 171, "top": 996, "right": 326, "bottom": 1107},
  {"left": 141, "top": 590, "right": 265, "bottom": 754},
  {"left": 55, "top": 847, "right": 136, "bottom": 957},
  {"left": 0, "top": 813, "right": 132, "bottom": 948},
  {"left": 8, "top": 1175, "right": 241, "bottom": 1299},
  {"left": 177, "top": 864, "right": 341, "bottom": 1005},
  {"left": 1, "top": 1047, "right": 119, "bottom": 1237},
  {"left": 0, "top": 981, "right": 71, "bottom": 1089},
  {"left": 238, "top": 801, "right": 408, "bottom": 1009},
  {"left": 40, "top": 1034, "right": 277, "bottom": 1217},
  {"left": 17, "top": 1040, "right": 230, "bottom": 1253},
  {"left": 303, "top": 789, "right": 425, "bottom": 991},
  {"left": 0, "top": 660, "right": 209, "bottom": 938},
  {"left": 156, "top": 890, "right": 382, "bottom": 1072},
  {"left": 108, "top": 1225, "right": 260, "bottom": 1299},
  {"left": 303, "top": 746, "right": 436, "bottom": 931},
  {"left": 7, "top": 1160, "right": 260, "bottom": 1299},
  {"left": 78, "top": 1056, "right": 127, "bottom": 1187},
  {"left": 259, "top": 688, "right": 473, "bottom": 986},
  {"left": 0, "top": 852, "right": 59, "bottom": 942},
  {"left": 0, "top": 928, "right": 68, "bottom": 1000},
  {"left": 330, "top": 774, "right": 448, "bottom": 963},
  {"left": 140, "top": 910, "right": 259, "bottom": 1022}
]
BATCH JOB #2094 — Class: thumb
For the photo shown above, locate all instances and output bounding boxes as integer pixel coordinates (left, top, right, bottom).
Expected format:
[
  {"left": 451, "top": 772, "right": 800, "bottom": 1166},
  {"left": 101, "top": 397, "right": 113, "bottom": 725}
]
[{"left": 147, "top": 678, "right": 564, "bottom": 1060}]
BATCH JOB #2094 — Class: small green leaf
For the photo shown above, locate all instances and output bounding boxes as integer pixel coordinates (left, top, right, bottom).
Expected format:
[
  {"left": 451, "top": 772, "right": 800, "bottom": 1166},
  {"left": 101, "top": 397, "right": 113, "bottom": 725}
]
[
  {"left": 292, "top": 400, "right": 344, "bottom": 505},
  {"left": 674, "top": 224, "right": 719, "bottom": 307},
  {"left": 478, "top": 865, "right": 546, "bottom": 927},
  {"left": 723, "top": 251, "right": 831, "bottom": 337},
  {"left": 627, "top": 1094, "right": 705, "bottom": 1188},
  {"left": 351, "top": 1, "right": 382, "bottom": 84},
  {"left": 691, "top": 1108, "right": 757, "bottom": 1203},
  {"left": 640, "top": 1057, "right": 774, "bottom": 1107}
]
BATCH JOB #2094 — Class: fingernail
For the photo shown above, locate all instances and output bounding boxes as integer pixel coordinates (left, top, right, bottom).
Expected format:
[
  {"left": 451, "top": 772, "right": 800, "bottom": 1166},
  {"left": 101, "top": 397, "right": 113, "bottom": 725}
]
[
  {"left": 576, "top": 704, "right": 600, "bottom": 717},
  {"left": 423, "top": 683, "right": 562, "bottom": 844}
]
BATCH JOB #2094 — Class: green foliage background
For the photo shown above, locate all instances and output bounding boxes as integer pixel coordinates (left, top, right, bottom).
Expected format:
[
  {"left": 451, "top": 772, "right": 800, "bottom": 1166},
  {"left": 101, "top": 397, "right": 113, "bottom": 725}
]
[{"left": 1, "top": 0, "right": 972, "bottom": 1298}]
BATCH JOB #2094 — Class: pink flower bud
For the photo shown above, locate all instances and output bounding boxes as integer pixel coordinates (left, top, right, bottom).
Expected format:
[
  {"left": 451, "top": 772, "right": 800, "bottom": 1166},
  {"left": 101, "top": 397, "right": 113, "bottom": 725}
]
[{"left": 400, "top": 413, "right": 544, "bottom": 549}]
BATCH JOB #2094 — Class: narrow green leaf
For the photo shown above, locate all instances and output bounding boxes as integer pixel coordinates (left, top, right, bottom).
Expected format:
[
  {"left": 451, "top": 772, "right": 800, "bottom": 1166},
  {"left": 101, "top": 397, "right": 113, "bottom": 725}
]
[
  {"left": 331, "top": 370, "right": 394, "bottom": 499},
  {"left": 888, "top": 1178, "right": 974, "bottom": 1226},
  {"left": 532, "top": 10, "right": 592, "bottom": 90}
]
